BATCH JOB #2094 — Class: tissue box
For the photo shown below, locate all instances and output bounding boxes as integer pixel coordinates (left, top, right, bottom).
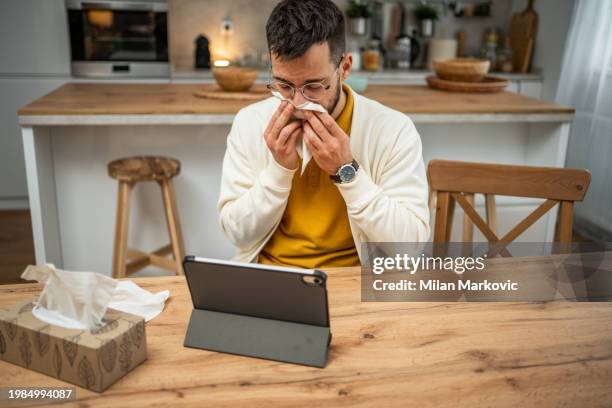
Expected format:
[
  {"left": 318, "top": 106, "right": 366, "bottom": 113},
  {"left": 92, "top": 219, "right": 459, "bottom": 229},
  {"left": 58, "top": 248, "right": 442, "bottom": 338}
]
[{"left": 0, "top": 297, "right": 147, "bottom": 393}]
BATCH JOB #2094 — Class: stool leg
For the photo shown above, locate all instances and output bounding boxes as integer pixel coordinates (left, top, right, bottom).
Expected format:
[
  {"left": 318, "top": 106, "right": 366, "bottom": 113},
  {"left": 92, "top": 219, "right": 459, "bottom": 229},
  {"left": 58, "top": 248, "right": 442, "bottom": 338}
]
[
  {"left": 112, "top": 181, "right": 133, "bottom": 278},
  {"left": 160, "top": 179, "right": 185, "bottom": 275}
]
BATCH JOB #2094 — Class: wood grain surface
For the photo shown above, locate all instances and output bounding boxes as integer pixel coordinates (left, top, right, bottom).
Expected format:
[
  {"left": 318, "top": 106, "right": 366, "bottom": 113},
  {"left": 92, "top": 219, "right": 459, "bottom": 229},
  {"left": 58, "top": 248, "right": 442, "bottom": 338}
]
[
  {"left": 0, "top": 265, "right": 610, "bottom": 407},
  {"left": 17, "top": 83, "right": 574, "bottom": 116}
]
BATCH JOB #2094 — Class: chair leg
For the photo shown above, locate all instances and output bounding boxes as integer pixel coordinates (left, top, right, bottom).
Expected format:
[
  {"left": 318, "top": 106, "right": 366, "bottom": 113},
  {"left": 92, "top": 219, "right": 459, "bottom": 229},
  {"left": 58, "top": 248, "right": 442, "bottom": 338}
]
[
  {"left": 462, "top": 193, "right": 475, "bottom": 242},
  {"left": 445, "top": 194, "right": 455, "bottom": 241},
  {"left": 160, "top": 179, "right": 186, "bottom": 275},
  {"left": 557, "top": 201, "right": 574, "bottom": 243},
  {"left": 485, "top": 194, "right": 497, "bottom": 236},
  {"left": 433, "top": 191, "right": 450, "bottom": 243},
  {"left": 112, "top": 181, "right": 133, "bottom": 278},
  {"left": 428, "top": 189, "right": 436, "bottom": 212}
]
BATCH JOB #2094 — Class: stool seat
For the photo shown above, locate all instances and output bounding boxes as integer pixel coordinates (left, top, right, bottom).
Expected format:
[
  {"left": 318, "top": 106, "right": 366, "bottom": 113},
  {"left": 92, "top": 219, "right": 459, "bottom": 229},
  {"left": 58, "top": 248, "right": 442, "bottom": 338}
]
[
  {"left": 108, "top": 156, "right": 180, "bottom": 183},
  {"left": 108, "top": 155, "right": 185, "bottom": 277}
]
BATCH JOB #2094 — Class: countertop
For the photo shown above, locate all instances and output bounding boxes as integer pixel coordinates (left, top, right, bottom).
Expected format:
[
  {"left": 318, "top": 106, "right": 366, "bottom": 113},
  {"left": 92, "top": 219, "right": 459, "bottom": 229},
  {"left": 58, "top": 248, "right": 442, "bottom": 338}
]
[
  {"left": 0, "top": 260, "right": 610, "bottom": 407},
  {"left": 171, "top": 68, "right": 544, "bottom": 82},
  {"left": 18, "top": 83, "right": 574, "bottom": 126}
]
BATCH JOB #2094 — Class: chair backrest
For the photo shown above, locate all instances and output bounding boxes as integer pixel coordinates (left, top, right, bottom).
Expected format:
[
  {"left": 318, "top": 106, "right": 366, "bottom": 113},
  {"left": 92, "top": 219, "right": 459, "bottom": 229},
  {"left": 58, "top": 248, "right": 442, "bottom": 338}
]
[{"left": 428, "top": 160, "right": 591, "bottom": 245}]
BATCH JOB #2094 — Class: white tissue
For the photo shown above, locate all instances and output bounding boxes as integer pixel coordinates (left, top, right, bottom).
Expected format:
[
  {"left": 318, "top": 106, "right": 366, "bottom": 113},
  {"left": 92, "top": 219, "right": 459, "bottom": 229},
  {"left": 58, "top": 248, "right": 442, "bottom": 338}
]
[
  {"left": 21, "top": 264, "right": 169, "bottom": 330},
  {"left": 271, "top": 91, "right": 326, "bottom": 175},
  {"left": 109, "top": 280, "right": 169, "bottom": 322}
]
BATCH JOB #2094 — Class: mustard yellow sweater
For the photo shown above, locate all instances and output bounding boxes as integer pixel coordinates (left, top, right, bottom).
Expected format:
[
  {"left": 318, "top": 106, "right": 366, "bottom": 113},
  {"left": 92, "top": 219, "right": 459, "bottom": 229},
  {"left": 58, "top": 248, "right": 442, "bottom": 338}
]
[{"left": 259, "top": 84, "right": 360, "bottom": 268}]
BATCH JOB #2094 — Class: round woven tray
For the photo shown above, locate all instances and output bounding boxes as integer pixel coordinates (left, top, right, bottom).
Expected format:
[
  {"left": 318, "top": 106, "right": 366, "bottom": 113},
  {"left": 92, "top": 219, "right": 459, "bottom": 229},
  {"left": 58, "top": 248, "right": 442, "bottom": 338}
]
[
  {"left": 426, "top": 75, "right": 509, "bottom": 93},
  {"left": 194, "top": 88, "right": 269, "bottom": 101}
]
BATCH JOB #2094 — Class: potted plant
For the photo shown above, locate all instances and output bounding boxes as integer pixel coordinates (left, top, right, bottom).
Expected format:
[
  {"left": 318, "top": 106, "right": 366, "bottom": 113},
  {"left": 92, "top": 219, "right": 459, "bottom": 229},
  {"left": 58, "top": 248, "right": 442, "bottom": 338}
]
[
  {"left": 346, "top": 0, "right": 372, "bottom": 36},
  {"left": 413, "top": 4, "right": 439, "bottom": 37}
]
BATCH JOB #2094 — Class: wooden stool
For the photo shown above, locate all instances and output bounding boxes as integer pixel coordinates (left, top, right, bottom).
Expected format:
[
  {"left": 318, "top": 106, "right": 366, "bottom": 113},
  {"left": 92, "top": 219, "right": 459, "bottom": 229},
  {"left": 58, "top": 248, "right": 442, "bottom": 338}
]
[{"left": 108, "top": 156, "right": 186, "bottom": 278}]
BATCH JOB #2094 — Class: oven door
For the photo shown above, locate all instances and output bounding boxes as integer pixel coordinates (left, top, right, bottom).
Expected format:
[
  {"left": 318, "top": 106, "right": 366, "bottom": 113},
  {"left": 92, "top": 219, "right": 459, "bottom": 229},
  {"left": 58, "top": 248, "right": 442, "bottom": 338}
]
[{"left": 67, "top": 0, "right": 169, "bottom": 77}]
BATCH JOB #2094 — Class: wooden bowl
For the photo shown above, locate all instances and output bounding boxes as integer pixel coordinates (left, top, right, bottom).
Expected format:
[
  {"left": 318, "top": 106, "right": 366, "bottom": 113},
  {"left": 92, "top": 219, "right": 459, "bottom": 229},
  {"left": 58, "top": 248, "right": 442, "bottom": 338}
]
[
  {"left": 433, "top": 58, "right": 490, "bottom": 82},
  {"left": 212, "top": 67, "right": 257, "bottom": 92}
]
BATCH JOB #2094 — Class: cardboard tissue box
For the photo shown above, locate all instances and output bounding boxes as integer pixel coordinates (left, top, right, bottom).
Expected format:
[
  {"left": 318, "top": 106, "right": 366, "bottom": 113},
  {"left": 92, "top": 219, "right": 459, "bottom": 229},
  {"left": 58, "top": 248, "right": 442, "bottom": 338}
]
[
  {"left": 0, "top": 297, "right": 147, "bottom": 392},
  {"left": 0, "top": 264, "right": 169, "bottom": 393}
]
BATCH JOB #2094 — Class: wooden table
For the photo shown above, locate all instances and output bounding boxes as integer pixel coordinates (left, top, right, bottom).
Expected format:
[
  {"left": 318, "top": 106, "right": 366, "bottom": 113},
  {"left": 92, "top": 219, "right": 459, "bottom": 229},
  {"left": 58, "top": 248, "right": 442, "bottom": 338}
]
[{"left": 1, "top": 266, "right": 611, "bottom": 407}]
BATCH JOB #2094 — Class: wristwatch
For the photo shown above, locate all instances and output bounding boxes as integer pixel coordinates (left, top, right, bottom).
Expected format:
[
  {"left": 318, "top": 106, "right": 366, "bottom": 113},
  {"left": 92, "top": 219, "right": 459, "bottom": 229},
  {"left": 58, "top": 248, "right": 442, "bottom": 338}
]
[{"left": 331, "top": 159, "right": 359, "bottom": 184}]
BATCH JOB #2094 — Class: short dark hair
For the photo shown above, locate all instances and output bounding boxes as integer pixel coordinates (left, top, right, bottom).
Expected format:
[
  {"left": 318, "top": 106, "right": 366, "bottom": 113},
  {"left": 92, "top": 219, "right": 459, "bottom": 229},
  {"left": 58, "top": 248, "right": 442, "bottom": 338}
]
[{"left": 266, "top": 0, "right": 345, "bottom": 63}]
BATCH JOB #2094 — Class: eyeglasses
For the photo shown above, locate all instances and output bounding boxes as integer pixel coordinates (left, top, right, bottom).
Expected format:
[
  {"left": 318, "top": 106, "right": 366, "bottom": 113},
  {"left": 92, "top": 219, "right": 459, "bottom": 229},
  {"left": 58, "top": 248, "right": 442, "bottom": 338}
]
[{"left": 267, "top": 55, "right": 344, "bottom": 103}]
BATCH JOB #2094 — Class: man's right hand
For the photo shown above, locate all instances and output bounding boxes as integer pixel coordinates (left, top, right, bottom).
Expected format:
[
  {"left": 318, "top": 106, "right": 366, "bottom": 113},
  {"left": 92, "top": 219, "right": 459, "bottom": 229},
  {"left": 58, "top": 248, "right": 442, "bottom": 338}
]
[{"left": 264, "top": 101, "right": 302, "bottom": 171}]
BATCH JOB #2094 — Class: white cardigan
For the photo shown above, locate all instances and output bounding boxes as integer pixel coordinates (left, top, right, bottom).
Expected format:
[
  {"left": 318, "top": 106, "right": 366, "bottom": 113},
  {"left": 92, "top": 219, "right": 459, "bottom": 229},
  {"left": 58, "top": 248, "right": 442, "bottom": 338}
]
[{"left": 218, "top": 87, "right": 430, "bottom": 264}]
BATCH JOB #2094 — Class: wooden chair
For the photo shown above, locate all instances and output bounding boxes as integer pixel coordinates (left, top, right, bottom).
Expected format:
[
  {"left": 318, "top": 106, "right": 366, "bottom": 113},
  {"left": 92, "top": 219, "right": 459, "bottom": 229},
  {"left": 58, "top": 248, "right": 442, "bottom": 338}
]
[
  {"left": 428, "top": 160, "right": 591, "bottom": 248},
  {"left": 108, "top": 156, "right": 186, "bottom": 278}
]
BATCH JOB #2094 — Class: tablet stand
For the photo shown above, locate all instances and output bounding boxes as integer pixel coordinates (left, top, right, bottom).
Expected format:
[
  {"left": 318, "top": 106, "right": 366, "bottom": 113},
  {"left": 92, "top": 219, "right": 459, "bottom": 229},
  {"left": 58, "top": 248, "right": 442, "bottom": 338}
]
[{"left": 184, "top": 309, "right": 331, "bottom": 368}]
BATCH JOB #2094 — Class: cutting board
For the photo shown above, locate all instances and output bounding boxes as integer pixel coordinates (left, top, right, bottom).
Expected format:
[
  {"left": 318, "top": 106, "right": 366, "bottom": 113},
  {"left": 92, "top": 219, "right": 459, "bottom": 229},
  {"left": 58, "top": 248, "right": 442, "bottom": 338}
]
[
  {"left": 194, "top": 88, "right": 268, "bottom": 101},
  {"left": 508, "top": 0, "right": 538, "bottom": 73}
]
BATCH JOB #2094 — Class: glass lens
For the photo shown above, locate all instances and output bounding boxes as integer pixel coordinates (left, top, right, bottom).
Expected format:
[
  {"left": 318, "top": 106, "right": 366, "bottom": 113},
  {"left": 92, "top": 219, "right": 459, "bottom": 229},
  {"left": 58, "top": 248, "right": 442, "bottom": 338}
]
[
  {"left": 302, "top": 83, "right": 326, "bottom": 101},
  {"left": 271, "top": 82, "right": 294, "bottom": 99}
]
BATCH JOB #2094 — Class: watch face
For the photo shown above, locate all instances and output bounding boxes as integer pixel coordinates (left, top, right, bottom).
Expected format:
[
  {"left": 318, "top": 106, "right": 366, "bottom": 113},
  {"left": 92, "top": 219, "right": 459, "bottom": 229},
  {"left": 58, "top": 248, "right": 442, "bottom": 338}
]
[{"left": 339, "top": 164, "right": 356, "bottom": 183}]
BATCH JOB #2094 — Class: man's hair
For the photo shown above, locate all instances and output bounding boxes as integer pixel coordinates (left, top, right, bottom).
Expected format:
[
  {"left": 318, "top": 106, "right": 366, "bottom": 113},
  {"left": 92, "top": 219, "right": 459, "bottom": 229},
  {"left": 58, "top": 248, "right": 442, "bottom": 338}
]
[{"left": 266, "top": 0, "right": 345, "bottom": 63}]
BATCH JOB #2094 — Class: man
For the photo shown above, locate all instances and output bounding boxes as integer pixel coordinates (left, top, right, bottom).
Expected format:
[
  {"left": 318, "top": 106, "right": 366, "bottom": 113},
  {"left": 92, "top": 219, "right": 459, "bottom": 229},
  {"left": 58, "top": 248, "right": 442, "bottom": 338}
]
[{"left": 218, "top": 0, "right": 429, "bottom": 268}]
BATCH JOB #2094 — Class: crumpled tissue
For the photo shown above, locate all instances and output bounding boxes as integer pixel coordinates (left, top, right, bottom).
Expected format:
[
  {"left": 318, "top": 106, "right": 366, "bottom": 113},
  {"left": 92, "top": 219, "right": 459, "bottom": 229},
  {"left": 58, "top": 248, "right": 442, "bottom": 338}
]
[
  {"left": 271, "top": 91, "right": 327, "bottom": 175},
  {"left": 21, "top": 264, "right": 170, "bottom": 330}
]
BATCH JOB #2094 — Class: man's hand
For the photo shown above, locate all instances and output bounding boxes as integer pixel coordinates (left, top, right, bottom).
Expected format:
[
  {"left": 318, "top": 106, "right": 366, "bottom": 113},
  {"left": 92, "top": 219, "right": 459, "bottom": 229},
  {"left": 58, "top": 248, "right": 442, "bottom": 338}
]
[
  {"left": 302, "top": 110, "right": 353, "bottom": 175},
  {"left": 264, "top": 101, "right": 302, "bottom": 171}
]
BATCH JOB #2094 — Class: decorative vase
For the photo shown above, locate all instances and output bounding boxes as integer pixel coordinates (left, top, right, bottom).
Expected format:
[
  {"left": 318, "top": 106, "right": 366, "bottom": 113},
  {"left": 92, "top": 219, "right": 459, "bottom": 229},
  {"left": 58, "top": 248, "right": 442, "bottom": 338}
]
[{"left": 349, "top": 18, "right": 367, "bottom": 36}]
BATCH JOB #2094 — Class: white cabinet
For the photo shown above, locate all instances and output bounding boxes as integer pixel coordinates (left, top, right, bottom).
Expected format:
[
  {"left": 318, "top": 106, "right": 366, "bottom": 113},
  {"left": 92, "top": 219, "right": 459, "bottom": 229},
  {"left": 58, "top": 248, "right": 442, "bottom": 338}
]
[
  {"left": 0, "top": 0, "right": 71, "bottom": 208},
  {"left": 519, "top": 81, "right": 544, "bottom": 99},
  {"left": 0, "top": 0, "right": 70, "bottom": 75},
  {"left": 506, "top": 81, "right": 520, "bottom": 93},
  {"left": 0, "top": 78, "right": 69, "bottom": 208}
]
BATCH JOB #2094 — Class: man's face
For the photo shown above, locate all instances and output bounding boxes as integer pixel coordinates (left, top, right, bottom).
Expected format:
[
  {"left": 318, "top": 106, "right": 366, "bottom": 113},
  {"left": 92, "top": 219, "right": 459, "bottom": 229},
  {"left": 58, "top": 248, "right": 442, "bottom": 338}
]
[{"left": 270, "top": 42, "right": 350, "bottom": 118}]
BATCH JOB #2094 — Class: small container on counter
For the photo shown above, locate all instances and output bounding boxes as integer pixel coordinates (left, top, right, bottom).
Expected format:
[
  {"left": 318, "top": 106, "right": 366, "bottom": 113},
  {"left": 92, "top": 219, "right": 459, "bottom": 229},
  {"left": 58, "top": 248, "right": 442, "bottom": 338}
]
[
  {"left": 496, "top": 48, "right": 514, "bottom": 73},
  {"left": 363, "top": 39, "right": 382, "bottom": 71}
]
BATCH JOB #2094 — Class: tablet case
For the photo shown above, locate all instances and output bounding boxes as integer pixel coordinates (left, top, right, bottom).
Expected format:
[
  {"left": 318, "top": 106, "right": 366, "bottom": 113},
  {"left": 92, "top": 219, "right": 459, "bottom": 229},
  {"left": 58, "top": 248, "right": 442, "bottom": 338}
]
[{"left": 183, "top": 257, "right": 331, "bottom": 368}]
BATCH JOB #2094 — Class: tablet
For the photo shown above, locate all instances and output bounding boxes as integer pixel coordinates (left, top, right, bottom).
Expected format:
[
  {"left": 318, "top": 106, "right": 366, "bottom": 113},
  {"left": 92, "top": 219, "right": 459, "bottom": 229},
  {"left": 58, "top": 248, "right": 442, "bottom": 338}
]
[
  {"left": 182, "top": 257, "right": 331, "bottom": 367},
  {"left": 183, "top": 256, "right": 329, "bottom": 327}
]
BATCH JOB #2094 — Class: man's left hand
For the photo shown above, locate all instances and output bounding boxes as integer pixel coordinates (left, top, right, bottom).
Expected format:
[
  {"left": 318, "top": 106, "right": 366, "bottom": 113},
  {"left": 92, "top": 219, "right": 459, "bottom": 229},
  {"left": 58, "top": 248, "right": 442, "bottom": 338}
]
[{"left": 302, "top": 110, "right": 353, "bottom": 175}]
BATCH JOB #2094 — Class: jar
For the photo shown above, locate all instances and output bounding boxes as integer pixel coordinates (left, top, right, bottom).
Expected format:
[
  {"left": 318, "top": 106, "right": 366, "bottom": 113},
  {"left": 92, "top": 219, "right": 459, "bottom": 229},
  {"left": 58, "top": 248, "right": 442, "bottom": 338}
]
[
  {"left": 483, "top": 27, "right": 500, "bottom": 47},
  {"left": 496, "top": 48, "right": 514, "bottom": 73},
  {"left": 363, "top": 39, "right": 382, "bottom": 71},
  {"left": 480, "top": 44, "right": 497, "bottom": 69}
]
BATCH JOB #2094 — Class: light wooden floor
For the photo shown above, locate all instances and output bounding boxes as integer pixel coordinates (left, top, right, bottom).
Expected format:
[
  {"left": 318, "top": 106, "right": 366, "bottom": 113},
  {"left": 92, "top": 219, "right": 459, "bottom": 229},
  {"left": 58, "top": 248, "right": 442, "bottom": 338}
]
[{"left": 0, "top": 210, "right": 36, "bottom": 285}]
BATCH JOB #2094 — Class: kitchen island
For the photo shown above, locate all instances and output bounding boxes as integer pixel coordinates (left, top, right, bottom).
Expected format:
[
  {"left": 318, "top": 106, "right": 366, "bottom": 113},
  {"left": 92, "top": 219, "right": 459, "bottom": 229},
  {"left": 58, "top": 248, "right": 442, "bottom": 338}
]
[{"left": 18, "top": 83, "right": 574, "bottom": 273}]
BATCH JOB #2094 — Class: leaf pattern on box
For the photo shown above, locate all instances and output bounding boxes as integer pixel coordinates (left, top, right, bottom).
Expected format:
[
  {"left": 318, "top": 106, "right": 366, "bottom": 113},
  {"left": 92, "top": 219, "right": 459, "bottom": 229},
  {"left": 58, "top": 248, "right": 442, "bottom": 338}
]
[
  {"left": 90, "top": 319, "right": 119, "bottom": 335},
  {"left": 19, "top": 331, "right": 32, "bottom": 367},
  {"left": 129, "top": 320, "right": 145, "bottom": 349},
  {"left": 2, "top": 319, "right": 18, "bottom": 341},
  {"left": 118, "top": 333, "right": 132, "bottom": 373},
  {"left": 53, "top": 344, "right": 62, "bottom": 377},
  {"left": 100, "top": 339, "right": 117, "bottom": 373},
  {"left": 63, "top": 333, "right": 82, "bottom": 367},
  {"left": 32, "top": 325, "right": 50, "bottom": 357},
  {"left": 0, "top": 330, "right": 6, "bottom": 356},
  {"left": 78, "top": 356, "right": 96, "bottom": 389},
  {"left": 18, "top": 301, "right": 35, "bottom": 314}
]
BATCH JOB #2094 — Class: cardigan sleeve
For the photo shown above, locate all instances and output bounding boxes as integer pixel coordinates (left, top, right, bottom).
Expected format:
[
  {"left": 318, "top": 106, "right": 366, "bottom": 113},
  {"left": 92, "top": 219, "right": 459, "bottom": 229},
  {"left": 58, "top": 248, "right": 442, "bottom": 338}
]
[
  {"left": 217, "top": 109, "right": 295, "bottom": 251},
  {"left": 336, "top": 118, "right": 430, "bottom": 243}
]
